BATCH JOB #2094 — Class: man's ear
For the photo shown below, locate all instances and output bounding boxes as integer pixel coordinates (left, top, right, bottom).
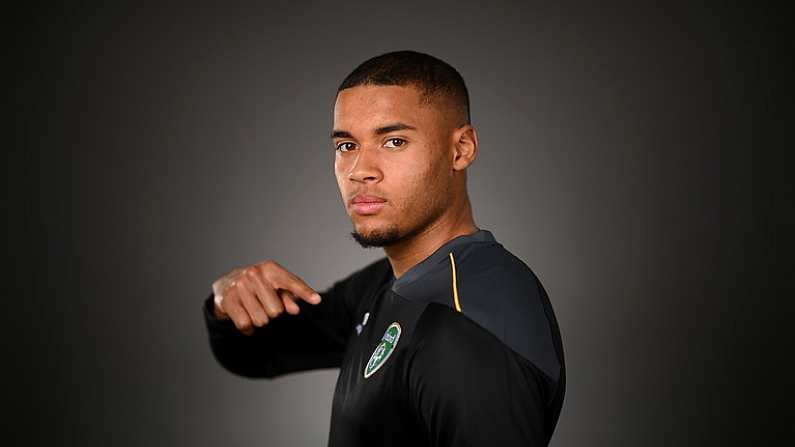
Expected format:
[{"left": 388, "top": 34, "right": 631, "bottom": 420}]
[{"left": 452, "top": 124, "right": 478, "bottom": 171}]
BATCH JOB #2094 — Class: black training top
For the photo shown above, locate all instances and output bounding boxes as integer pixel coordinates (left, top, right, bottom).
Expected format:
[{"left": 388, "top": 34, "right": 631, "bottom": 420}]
[{"left": 202, "top": 229, "right": 565, "bottom": 446}]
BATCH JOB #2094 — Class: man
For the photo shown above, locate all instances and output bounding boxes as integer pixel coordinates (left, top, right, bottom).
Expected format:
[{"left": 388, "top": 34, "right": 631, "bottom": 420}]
[{"left": 202, "top": 50, "right": 565, "bottom": 445}]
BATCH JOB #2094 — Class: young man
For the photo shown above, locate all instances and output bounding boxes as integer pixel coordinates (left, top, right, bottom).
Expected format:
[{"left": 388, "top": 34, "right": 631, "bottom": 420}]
[{"left": 202, "top": 50, "right": 565, "bottom": 445}]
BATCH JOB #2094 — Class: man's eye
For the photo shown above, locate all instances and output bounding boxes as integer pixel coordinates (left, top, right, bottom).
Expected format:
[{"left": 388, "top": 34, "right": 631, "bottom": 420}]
[
  {"left": 384, "top": 138, "right": 406, "bottom": 148},
  {"left": 336, "top": 142, "right": 356, "bottom": 152}
]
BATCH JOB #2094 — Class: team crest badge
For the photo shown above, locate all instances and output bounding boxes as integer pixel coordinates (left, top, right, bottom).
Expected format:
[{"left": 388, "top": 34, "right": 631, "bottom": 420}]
[{"left": 364, "top": 322, "right": 402, "bottom": 379}]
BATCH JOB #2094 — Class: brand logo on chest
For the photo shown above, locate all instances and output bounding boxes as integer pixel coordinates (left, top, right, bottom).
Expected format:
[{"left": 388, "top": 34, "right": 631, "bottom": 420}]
[
  {"left": 355, "top": 312, "right": 370, "bottom": 335},
  {"left": 363, "top": 322, "right": 402, "bottom": 379}
]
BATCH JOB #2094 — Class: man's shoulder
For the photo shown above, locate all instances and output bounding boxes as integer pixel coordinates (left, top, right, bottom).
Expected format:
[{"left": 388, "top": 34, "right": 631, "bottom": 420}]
[
  {"left": 413, "top": 240, "right": 563, "bottom": 384},
  {"left": 456, "top": 242, "right": 566, "bottom": 425},
  {"left": 456, "top": 240, "right": 546, "bottom": 306}
]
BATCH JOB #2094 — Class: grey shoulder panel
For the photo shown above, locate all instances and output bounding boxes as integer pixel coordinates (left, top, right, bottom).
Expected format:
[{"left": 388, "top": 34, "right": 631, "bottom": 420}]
[{"left": 393, "top": 240, "right": 561, "bottom": 383}]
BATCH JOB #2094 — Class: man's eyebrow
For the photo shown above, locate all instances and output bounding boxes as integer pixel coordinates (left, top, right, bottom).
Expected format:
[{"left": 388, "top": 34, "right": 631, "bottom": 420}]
[
  {"left": 374, "top": 122, "right": 417, "bottom": 135},
  {"left": 330, "top": 122, "right": 417, "bottom": 139}
]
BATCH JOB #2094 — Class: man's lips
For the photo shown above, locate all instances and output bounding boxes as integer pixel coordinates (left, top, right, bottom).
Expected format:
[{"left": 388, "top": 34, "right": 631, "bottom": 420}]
[
  {"left": 350, "top": 194, "right": 386, "bottom": 215},
  {"left": 351, "top": 194, "right": 386, "bottom": 204}
]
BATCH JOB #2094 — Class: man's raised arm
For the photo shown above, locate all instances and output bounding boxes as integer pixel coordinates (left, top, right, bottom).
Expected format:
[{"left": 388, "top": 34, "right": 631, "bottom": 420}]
[{"left": 202, "top": 258, "right": 390, "bottom": 378}]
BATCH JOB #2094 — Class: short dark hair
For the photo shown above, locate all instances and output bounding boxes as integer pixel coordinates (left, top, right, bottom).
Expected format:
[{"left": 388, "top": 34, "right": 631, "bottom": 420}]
[{"left": 337, "top": 50, "right": 471, "bottom": 126}]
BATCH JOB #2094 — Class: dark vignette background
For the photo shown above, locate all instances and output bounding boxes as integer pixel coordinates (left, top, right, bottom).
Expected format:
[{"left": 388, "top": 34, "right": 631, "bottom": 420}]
[{"left": 12, "top": 2, "right": 791, "bottom": 446}]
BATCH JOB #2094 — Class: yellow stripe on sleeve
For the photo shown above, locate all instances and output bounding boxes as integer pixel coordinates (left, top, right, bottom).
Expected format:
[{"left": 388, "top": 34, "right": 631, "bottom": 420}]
[{"left": 448, "top": 252, "right": 462, "bottom": 312}]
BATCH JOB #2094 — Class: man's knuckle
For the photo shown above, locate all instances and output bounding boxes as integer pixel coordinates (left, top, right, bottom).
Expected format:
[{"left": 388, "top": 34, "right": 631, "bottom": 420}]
[
  {"left": 235, "top": 319, "right": 252, "bottom": 332},
  {"left": 260, "top": 269, "right": 275, "bottom": 284},
  {"left": 265, "top": 303, "right": 282, "bottom": 318}
]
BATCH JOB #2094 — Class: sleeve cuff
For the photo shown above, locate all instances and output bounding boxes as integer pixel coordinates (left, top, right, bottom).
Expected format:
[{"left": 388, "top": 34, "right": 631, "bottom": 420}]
[{"left": 202, "top": 292, "right": 239, "bottom": 334}]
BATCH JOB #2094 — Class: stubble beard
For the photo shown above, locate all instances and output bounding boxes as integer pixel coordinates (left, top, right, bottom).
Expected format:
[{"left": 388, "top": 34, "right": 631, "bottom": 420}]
[
  {"left": 350, "top": 223, "right": 404, "bottom": 248},
  {"left": 350, "top": 193, "right": 450, "bottom": 249}
]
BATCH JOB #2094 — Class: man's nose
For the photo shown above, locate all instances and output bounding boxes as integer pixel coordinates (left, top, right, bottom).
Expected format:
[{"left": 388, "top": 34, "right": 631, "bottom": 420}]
[{"left": 347, "top": 146, "right": 382, "bottom": 183}]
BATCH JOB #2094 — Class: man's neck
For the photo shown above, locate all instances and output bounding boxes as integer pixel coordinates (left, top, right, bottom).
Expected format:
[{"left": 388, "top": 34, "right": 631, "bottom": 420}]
[{"left": 385, "top": 216, "right": 478, "bottom": 280}]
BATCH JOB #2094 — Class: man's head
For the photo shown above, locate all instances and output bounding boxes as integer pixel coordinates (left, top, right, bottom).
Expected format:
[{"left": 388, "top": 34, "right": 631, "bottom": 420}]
[{"left": 332, "top": 50, "right": 478, "bottom": 248}]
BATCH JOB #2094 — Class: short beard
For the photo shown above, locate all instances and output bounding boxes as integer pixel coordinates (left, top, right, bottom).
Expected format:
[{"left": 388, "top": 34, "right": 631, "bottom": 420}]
[{"left": 350, "top": 225, "right": 403, "bottom": 248}]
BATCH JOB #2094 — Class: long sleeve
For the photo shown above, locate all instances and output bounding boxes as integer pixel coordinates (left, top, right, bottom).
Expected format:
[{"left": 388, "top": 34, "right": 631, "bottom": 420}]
[
  {"left": 203, "top": 257, "right": 393, "bottom": 379},
  {"left": 407, "top": 303, "right": 553, "bottom": 446}
]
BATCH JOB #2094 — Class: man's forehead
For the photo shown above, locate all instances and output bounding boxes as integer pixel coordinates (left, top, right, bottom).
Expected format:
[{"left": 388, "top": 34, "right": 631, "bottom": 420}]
[
  {"left": 333, "top": 84, "right": 435, "bottom": 131},
  {"left": 335, "top": 85, "right": 423, "bottom": 113}
]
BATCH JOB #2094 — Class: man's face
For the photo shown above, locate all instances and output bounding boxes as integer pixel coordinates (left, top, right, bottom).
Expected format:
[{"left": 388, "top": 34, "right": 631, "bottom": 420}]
[{"left": 332, "top": 84, "right": 457, "bottom": 247}]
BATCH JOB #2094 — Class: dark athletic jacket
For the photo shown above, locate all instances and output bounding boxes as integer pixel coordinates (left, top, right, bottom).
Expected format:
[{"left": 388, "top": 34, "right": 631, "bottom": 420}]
[{"left": 202, "top": 229, "right": 565, "bottom": 446}]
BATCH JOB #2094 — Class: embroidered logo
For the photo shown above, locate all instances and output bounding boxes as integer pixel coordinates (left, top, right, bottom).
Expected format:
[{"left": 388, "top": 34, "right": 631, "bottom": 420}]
[
  {"left": 364, "top": 322, "right": 402, "bottom": 379},
  {"left": 355, "top": 312, "right": 370, "bottom": 335}
]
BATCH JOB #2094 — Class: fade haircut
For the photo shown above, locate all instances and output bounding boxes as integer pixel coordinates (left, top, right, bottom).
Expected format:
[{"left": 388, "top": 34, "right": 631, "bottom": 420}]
[{"left": 336, "top": 50, "right": 471, "bottom": 126}]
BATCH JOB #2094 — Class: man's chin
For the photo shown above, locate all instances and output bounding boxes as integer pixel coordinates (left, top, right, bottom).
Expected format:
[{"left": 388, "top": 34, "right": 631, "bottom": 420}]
[{"left": 350, "top": 225, "right": 403, "bottom": 248}]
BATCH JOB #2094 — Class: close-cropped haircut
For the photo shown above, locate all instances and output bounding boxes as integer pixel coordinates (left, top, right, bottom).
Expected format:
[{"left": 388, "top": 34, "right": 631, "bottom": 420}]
[{"left": 336, "top": 50, "right": 471, "bottom": 126}]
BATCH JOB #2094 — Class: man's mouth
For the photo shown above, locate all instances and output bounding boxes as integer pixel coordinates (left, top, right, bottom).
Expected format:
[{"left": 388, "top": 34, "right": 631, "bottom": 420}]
[
  {"left": 351, "top": 194, "right": 386, "bottom": 204},
  {"left": 351, "top": 194, "right": 387, "bottom": 215}
]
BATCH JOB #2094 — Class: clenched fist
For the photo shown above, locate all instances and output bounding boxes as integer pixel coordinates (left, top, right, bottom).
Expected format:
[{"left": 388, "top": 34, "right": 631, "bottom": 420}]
[{"left": 211, "top": 260, "right": 322, "bottom": 335}]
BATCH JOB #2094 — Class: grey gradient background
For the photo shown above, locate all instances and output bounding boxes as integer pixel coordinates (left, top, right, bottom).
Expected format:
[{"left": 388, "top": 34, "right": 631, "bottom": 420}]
[{"left": 15, "top": 2, "right": 790, "bottom": 446}]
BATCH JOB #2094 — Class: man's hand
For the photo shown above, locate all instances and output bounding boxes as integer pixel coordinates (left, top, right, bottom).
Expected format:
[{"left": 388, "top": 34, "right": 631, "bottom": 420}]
[{"left": 211, "top": 260, "right": 322, "bottom": 335}]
